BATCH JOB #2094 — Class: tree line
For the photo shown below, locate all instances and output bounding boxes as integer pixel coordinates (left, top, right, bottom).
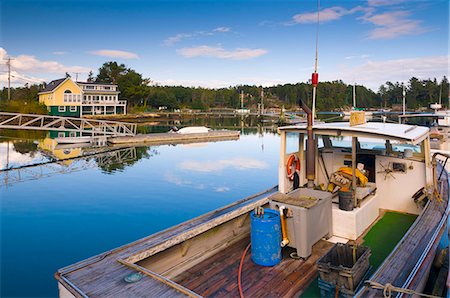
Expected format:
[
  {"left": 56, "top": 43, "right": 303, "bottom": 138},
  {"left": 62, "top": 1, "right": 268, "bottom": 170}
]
[{"left": 1, "top": 61, "right": 448, "bottom": 113}]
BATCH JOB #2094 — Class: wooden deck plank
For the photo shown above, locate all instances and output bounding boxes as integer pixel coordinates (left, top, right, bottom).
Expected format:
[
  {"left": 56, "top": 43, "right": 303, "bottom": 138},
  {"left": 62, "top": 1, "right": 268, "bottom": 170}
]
[{"left": 175, "top": 238, "right": 334, "bottom": 298}]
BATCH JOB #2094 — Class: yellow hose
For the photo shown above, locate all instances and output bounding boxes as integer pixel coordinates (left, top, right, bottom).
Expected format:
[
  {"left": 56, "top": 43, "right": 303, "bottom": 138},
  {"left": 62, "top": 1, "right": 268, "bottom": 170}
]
[{"left": 279, "top": 206, "right": 289, "bottom": 247}]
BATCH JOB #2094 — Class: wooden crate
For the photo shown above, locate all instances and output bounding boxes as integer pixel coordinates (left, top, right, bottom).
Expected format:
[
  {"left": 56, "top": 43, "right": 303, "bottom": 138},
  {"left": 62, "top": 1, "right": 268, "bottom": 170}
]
[{"left": 317, "top": 243, "right": 371, "bottom": 292}]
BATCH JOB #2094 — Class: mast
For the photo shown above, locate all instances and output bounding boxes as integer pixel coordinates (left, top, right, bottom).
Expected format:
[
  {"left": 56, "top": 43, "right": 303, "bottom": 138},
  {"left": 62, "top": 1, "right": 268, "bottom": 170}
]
[
  {"left": 311, "top": 0, "right": 320, "bottom": 123},
  {"left": 402, "top": 84, "right": 406, "bottom": 115},
  {"left": 353, "top": 83, "right": 356, "bottom": 109},
  {"left": 240, "top": 90, "right": 244, "bottom": 110},
  {"left": 260, "top": 88, "right": 264, "bottom": 115}
]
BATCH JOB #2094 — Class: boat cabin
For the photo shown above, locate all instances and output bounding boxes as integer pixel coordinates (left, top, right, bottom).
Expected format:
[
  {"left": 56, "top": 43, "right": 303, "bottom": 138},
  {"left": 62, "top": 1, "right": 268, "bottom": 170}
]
[{"left": 278, "top": 122, "right": 432, "bottom": 241}]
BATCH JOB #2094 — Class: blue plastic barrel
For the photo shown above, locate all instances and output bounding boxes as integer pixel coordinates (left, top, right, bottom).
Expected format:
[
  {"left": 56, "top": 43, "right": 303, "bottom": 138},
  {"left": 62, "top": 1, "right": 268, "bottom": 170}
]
[{"left": 250, "top": 209, "right": 282, "bottom": 266}]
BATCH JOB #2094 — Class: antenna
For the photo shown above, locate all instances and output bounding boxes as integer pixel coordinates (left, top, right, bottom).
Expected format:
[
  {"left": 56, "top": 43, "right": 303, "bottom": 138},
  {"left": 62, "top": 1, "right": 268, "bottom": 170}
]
[
  {"left": 311, "top": 0, "right": 320, "bottom": 123},
  {"left": 74, "top": 72, "right": 80, "bottom": 82}
]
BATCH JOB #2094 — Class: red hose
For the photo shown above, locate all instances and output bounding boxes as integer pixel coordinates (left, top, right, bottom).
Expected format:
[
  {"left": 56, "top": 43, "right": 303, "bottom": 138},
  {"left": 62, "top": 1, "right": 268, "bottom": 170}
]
[{"left": 238, "top": 243, "right": 251, "bottom": 298}]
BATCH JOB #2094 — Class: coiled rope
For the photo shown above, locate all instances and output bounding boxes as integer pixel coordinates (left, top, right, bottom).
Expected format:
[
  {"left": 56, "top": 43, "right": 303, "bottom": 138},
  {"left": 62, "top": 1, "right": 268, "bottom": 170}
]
[{"left": 366, "top": 281, "right": 441, "bottom": 298}]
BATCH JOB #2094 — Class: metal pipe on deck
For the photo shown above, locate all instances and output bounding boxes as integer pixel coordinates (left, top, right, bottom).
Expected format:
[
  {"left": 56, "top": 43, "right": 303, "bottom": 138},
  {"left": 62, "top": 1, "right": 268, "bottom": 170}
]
[{"left": 300, "top": 100, "right": 315, "bottom": 188}]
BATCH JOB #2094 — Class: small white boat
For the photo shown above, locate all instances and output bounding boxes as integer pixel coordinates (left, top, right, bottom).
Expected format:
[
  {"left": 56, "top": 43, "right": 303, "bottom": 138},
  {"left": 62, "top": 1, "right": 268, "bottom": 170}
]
[
  {"left": 54, "top": 136, "right": 93, "bottom": 144},
  {"left": 175, "top": 126, "right": 211, "bottom": 134}
]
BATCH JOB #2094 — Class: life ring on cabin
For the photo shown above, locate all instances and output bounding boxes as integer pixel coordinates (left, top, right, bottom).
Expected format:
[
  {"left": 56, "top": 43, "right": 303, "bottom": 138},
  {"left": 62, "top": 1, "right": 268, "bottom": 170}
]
[{"left": 286, "top": 154, "right": 301, "bottom": 181}]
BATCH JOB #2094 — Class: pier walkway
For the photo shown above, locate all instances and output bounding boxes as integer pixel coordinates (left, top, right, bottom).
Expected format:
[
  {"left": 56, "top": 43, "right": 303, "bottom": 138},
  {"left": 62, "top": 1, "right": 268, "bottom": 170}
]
[{"left": 0, "top": 112, "right": 137, "bottom": 136}]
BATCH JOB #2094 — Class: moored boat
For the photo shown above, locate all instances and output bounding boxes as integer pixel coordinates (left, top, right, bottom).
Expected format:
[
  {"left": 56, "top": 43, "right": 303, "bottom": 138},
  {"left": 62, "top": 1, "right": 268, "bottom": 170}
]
[
  {"left": 54, "top": 136, "right": 93, "bottom": 144},
  {"left": 55, "top": 103, "right": 449, "bottom": 297}
]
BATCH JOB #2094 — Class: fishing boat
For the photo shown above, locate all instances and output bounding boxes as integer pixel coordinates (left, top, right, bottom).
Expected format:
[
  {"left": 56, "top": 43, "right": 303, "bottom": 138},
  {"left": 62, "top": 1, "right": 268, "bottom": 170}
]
[
  {"left": 398, "top": 103, "right": 450, "bottom": 151},
  {"left": 173, "top": 126, "right": 211, "bottom": 134},
  {"left": 55, "top": 103, "right": 449, "bottom": 297}
]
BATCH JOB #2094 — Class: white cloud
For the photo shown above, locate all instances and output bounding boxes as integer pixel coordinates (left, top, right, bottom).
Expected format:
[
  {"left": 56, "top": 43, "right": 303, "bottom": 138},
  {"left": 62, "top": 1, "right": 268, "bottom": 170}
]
[
  {"left": 362, "top": 11, "right": 427, "bottom": 39},
  {"left": 164, "top": 27, "right": 232, "bottom": 46},
  {"left": 215, "top": 186, "right": 230, "bottom": 192},
  {"left": 163, "top": 172, "right": 205, "bottom": 189},
  {"left": 0, "top": 47, "right": 89, "bottom": 86},
  {"left": 213, "top": 27, "right": 230, "bottom": 33},
  {"left": 179, "top": 157, "right": 269, "bottom": 173},
  {"left": 333, "top": 55, "right": 448, "bottom": 91},
  {"left": 177, "top": 45, "right": 268, "bottom": 60},
  {"left": 367, "top": 0, "right": 406, "bottom": 7},
  {"left": 345, "top": 54, "right": 371, "bottom": 60},
  {"left": 89, "top": 49, "right": 139, "bottom": 59},
  {"left": 164, "top": 33, "right": 194, "bottom": 46},
  {"left": 53, "top": 51, "right": 67, "bottom": 55},
  {"left": 291, "top": 6, "right": 368, "bottom": 24},
  {"left": 0, "top": 142, "right": 46, "bottom": 169}
]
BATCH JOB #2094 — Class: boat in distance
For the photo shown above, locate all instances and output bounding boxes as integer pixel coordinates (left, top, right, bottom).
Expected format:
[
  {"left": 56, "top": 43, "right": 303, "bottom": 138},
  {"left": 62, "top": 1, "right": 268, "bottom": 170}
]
[
  {"left": 54, "top": 136, "right": 93, "bottom": 144},
  {"left": 55, "top": 105, "right": 449, "bottom": 297}
]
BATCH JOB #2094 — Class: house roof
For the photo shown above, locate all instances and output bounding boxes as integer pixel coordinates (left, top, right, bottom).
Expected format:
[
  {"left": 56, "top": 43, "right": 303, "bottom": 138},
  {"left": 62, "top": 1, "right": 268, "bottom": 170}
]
[
  {"left": 76, "top": 81, "right": 117, "bottom": 86},
  {"left": 40, "top": 78, "right": 67, "bottom": 93},
  {"left": 278, "top": 122, "right": 429, "bottom": 145}
]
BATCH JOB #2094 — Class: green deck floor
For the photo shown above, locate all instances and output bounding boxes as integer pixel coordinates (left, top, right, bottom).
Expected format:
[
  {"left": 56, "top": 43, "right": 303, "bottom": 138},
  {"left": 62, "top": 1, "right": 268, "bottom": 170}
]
[{"left": 300, "top": 211, "right": 417, "bottom": 297}]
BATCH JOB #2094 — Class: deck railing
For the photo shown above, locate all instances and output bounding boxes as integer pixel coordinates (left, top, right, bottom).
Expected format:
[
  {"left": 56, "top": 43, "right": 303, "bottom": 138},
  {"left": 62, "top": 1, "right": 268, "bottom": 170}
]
[
  {"left": 82, "top": 99, "right": 126, "bottom": 105},
  {"left": 0, "top": 112, "right": 136, "bottom": 136}
]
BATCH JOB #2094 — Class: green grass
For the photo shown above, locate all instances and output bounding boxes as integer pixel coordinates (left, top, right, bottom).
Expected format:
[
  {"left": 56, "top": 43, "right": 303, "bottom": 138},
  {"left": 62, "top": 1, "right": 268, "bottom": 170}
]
[{"left": 300, "top": 211, "right": 417, "bottom": 297}]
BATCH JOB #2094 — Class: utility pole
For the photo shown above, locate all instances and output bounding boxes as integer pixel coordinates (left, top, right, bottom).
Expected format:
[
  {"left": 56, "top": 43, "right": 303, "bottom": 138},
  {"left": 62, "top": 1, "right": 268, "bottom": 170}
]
[{"left": 6, "top": 57, "right": 12, "bottom": 101}]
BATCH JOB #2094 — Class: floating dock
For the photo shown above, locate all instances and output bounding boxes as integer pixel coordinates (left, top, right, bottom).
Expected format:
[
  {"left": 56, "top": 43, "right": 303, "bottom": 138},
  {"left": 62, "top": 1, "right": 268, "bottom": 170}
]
[{"left": 108, "top": 130, "right": 240, "bottom": 145}]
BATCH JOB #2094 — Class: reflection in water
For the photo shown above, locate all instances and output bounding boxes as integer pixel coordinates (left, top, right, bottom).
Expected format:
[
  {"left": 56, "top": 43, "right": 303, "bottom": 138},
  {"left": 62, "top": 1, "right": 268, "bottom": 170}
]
[
  {"left": 0, "top": 146, "right": 144, "bottom": 187},
  {"left": 0, "top": 118, "right": 281, "bottom": 297}
]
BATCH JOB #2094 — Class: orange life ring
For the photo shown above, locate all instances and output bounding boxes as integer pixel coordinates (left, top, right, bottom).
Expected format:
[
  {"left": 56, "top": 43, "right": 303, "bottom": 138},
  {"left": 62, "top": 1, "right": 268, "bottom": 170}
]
[{"left": 286, "top": 154, "right": 301, "bottom": 181}]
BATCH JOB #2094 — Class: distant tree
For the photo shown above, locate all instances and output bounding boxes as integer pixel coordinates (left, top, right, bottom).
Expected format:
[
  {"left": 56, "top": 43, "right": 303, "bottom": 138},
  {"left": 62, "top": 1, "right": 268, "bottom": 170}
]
[
  {"left": 87, "top": 71, "right": 94, "bottom": 82},
  {"left": 96, "top": 62, "right": 127, "bottom": 84}
]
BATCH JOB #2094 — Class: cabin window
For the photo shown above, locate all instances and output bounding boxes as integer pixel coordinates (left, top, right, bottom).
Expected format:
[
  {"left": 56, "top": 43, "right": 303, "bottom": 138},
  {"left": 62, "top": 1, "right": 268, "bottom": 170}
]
[
  {"left": 70, "top": 106, "right": 77, "bottom": 112},
  {"left": 390, "top": 140, "right": 422, "bottom": 154},
  {"left": 64, "top": 90, "right": 72, "bottom": 94},
  {"left": 58, "top": 106, "right": 66, "bottom": 112},
  {"left": 58, "top": 132, "right": 65, "bottom": 138},
  {"left": 69, "top": 132, "right": 76, "bottom": 137}
]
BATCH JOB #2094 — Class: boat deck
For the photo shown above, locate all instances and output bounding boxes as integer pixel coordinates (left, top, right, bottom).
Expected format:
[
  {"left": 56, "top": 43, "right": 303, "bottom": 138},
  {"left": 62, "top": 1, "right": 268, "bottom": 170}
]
[{"left": 174, "top": 238, "right": 333, "bottom": 297}]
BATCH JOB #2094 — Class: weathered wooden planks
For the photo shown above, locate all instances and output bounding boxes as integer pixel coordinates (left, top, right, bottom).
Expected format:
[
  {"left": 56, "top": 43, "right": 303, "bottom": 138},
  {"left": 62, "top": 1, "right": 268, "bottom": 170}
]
[
  {"left": 109, "top": 130, "right": 240, "bottom": 145},
  {"left": 174, "top": 238, "right": 334, "bottom": 298}
]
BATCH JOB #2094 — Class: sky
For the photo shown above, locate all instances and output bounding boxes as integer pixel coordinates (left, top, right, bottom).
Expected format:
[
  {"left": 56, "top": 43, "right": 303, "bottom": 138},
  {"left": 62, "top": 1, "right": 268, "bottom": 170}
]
[{"left": 0, "top": 0, "right": 448, "bottom": 91}]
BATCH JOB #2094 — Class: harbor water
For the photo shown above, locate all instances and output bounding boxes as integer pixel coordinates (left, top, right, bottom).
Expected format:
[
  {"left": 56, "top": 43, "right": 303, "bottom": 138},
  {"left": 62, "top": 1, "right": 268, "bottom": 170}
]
[{"left": 0, "top": 118, "right": 283, "bottom": 297}]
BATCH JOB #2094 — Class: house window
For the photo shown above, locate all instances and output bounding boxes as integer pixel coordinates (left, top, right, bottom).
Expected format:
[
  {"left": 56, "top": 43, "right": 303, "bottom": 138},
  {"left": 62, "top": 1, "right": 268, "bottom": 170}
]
[
  {"left": 70, "top": 106, "right": 77, "bottom": 112},
  {"left": 58, "top": 132, "right": 65, "bottom": 138},
  {"left": 86, "top": 86, "right": 95, "bottom": 90},
  {"left": 64, "top": 90, "right": 72, "bottom": 93},
  {"left": 69, "top": 132, "right": 76, "bottom": 137},
  {"left": 104, "top": 86, "right": 111, "bottom": 90},
  {"left": 58, "top": 106, "right": 66, "bottom": 112}
]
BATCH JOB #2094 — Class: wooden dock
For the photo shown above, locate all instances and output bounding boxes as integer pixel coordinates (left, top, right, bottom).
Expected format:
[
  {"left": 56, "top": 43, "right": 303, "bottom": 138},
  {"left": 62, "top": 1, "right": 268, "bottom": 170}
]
[{"left": 108, "top": 130, "right": 240, "bottom": 145}]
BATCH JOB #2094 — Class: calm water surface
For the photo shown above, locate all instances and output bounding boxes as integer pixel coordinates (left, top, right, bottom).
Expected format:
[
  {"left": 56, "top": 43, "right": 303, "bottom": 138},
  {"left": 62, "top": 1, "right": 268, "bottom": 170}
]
[{"left": 0, "top": 121, "right": 281, "bottom": 297}]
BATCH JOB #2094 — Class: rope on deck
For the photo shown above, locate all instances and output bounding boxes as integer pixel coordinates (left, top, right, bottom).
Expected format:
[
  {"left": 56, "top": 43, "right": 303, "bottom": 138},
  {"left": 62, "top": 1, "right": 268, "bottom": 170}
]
[{"left": 365, "top": 281, "right": 441, "bottom": 298}]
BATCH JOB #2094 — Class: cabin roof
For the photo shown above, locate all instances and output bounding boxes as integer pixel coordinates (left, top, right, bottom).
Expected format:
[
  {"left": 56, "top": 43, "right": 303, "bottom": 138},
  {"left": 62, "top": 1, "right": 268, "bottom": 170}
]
[{"left": 278, "top": 122, "right": 429, "bottom": 144}]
